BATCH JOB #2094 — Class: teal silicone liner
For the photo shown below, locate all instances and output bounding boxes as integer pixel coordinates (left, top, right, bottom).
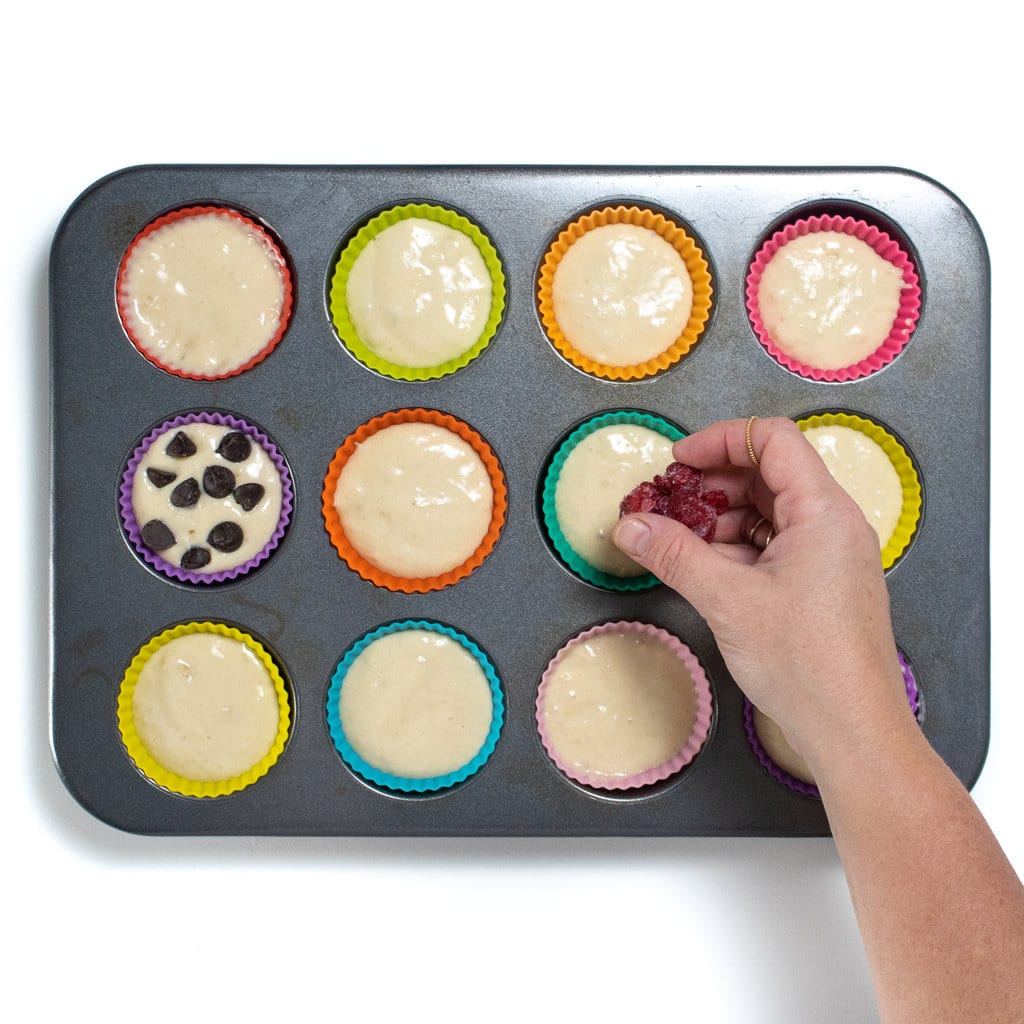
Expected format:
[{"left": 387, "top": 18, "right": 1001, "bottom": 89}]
[
  {"left": 541, "top": 411, "right": 686, "bottom": 591},
  {"left": 326, "top": 619, "right": 505, "bottom": 793}
]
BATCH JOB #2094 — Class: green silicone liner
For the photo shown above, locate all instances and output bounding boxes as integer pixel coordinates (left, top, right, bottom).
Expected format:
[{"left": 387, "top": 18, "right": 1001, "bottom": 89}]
[
  {"left": 326, "top": 619, "right": 505, "bottom": 794},
  {"left": 541, "top": 411, "right": 685, "bottom": 591},
  {"left": 329, "top": 203, "right": 507, "bottom": 381}
]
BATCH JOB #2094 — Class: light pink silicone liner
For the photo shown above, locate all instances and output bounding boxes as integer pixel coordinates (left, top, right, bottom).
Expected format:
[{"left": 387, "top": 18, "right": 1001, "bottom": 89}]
[
  {"left": 535, "top": 621, "right": 714, "bottom": 791},
  {"left": 746, "top": 214, "right": 921, "bottom": 382}
]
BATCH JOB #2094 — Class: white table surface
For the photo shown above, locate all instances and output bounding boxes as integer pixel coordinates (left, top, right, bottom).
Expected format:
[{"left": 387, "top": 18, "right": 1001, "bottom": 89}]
[{"left": 4, "top": 4, "right": 1019, "bottom": 1021}]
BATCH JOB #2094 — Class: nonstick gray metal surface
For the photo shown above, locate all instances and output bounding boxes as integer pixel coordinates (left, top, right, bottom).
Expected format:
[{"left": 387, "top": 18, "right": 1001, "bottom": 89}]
[{"left": 49, "top": 165, "right": 990, "bottom": 836}]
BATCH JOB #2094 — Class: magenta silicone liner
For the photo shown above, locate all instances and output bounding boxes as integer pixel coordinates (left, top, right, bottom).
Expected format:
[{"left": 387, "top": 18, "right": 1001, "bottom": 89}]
[
  {"left": 119, "top": 410, "right": 294, "bottom": 585},
  {"left": 744, "top": 650, "right": 921, "bottom": 799},
  {"left": 536, "top": 620, "right": 714, "bottom": 791},
  {"left": 745, "top": 213, "right": 922, "bottom": 382}
]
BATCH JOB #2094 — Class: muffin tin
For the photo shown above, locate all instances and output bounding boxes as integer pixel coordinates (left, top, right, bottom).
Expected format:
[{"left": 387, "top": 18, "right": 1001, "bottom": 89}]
[{"left": 49, "top": 165, "right": 990, "bottom": 836}]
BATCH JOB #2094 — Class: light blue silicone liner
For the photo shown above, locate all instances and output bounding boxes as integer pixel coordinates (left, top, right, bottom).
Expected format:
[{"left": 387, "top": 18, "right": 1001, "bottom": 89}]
[
  {"left": 541, "top": 410, "right": 686, "bottom": 591},
  {"left": 326, "top": 619, "right": 505, "bottom": 793}
]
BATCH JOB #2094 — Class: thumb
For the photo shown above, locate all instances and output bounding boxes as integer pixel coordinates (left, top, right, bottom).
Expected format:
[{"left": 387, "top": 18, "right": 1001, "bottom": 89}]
[{"left": 612, "top": 513, "right": 747, "bottom": 622}]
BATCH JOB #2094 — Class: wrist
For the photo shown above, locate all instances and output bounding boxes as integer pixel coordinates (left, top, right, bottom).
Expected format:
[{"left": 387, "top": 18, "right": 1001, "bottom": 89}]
[{"left": 802, "top": 697, "right": 927, "bottom": 794}]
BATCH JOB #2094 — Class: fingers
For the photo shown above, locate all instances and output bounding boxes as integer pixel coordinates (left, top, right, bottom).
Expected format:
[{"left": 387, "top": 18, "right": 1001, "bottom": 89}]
[
  {"left": 613, "top": 513, "right": 750, "bottom": 621},
  {"left": 713, "top": 507, "right": 766, "bottom": 546},
  {"left": 674, "top": 417, "right": 844, "bottom": 532}
]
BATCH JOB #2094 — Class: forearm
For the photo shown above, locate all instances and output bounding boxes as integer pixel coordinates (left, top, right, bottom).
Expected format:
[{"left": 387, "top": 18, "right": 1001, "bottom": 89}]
[{"left": 813, "top": 717, "right": 1024, "bottom": 1023}]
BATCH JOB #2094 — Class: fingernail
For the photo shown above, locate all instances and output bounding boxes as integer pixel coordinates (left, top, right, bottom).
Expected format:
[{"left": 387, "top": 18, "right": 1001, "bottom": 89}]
[{"left": 614, "top": 518, "right": 651, "bottom": 557}]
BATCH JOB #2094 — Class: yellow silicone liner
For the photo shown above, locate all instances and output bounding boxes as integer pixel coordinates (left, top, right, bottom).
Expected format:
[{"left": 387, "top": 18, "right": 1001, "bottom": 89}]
[
  {"left": 322, "top": 408, "right": 508, "bottom": 593},
  {"left": 117, "top": 621, "right": 291, "bottom": 798},
  {"left": 537, "top": 205, "right": 713, "bottom": 381},
  {"left": 329, "top": 203, "right": 506, "bottom": 381},
  {"left": 797, "top": 412, "right": 922, "bottom": 571}
]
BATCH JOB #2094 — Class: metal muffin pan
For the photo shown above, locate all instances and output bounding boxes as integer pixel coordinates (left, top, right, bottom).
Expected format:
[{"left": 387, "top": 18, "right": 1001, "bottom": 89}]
[{"left": 49, "top": 165, "right": 990, "bottom": 836}]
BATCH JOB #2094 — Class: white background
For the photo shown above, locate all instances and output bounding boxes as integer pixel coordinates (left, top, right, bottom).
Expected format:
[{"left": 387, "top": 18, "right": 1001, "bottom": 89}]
[{"left": 4, "top": 3, "right": 1019, "bottom": 1021}]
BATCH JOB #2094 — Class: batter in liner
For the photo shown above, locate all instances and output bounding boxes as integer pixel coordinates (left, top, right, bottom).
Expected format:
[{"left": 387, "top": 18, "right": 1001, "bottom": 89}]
[
  {"left": 338, "top": 629, "right": 494, "bottom": 779},
  {"left": 552, "top": 223, "right": 693, "bottom": 366},
  {"left": 333, "top": 422, "right": 494, "bottom": 579},
  {"left": 757, "top": 231, "right": 905, "bottom": 370}
]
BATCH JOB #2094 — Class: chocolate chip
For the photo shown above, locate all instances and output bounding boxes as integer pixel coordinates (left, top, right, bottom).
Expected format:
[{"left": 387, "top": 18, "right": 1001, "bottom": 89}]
[
  {"left": 180, "top": 547, "right": 212, "bottom": 570},
  {"left": 207, "top": 521, "right": 243, "bottom": 552},
  {"left": 170, "top": 477, "right": 200, "bottom": 508},
  {"left": 146, "top": 468, "right": 176, "bottom": 488},
  {"left": 216, "top": 431, "right": 251, "bottom": 463},
  {"left": 165, "top": 431, "right": 197, "bottom": 458},
  {"left": 140, "top": 519, "right": 175, "bottom": 552},
  {"left": 203, "top": 465, "right": 236, "bottom": 498},
  {"left": 233, "top": 483, "right": 265, "bottom": 511}
]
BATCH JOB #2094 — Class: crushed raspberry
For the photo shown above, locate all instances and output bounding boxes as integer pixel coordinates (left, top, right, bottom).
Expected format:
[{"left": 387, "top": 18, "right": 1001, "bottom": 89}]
[
  {"left": 618, "top": 480, "right": 663, "bottom": 515},
  {"left": 619, "top": 462, "right": 728, "bottom": 542}
]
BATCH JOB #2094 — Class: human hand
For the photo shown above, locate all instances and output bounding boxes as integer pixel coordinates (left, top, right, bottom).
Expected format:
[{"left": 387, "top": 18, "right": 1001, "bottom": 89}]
[{"left": 612, "top": 416, "right": 913, "bottom": 774}]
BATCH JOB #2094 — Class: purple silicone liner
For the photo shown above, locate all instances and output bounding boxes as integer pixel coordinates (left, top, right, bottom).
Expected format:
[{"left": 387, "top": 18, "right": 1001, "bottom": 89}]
[
  {"left": 119, "top": 410, "right": 294, "bottom": 585},
  {"left": 744, "top": 651, "right": 920, "bottom": 800}
]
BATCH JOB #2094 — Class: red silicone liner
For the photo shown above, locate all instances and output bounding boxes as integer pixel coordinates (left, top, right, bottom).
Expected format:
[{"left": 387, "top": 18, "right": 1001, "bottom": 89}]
[
  {"left": 116, "top": 205, "right": 294, "bottom": 381},
  {"left": 746, "top": 214, "right": 921, "bottom": 383}
]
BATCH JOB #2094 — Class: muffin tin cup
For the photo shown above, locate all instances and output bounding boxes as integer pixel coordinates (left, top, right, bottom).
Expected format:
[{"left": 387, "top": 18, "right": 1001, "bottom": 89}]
[
  {"left": 321, "top": 407, "right": 508, "bottom": 593},
  {"left": 540, "top": 410, "right": 685, "bottom": 591},
  {"left": 746, "top": 213, "right": 921, "bottom": 382},
  {"left": 537, "top": 205, "right": 713, "bottom": 381},
  {"left": 119, "top": 410, "right": 294, "bottom": 586},
  {"left": 536, "top": 621, "right": 714, "bottom": 791},
  {"left": 744, "top": 651, "right": 921, "bottom": 799},
  {"left": 328, "top": 202, "right": 507, "bottom": 381},
  {"left": 116, "top": 205, "right": 294, "bottom": 381},
  {"left": 796, "top": 410, "right": 922, "bottom": 571},
  {"left": 326, "top": 619, "right": 505, "bottom": 794},
  {"left": 117, "top": 621, "right": 292, "bottom": 799}
]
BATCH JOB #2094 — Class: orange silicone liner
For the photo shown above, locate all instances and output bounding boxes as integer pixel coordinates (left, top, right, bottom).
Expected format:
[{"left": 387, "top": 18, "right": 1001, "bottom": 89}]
[
  {"left": 537, "top": 205, "right": 713, "bottom": 381},
  {"left": 115, "top": 205, "right": 294, "bottom": 381},
  {"left": 322, "top": 408, "right": 508, "bottom": 593}
]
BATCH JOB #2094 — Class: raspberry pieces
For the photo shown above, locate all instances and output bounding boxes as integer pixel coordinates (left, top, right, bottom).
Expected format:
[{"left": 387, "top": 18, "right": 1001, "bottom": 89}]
[{"left": 619, "top": 462, "right": 728, "bottom": 541}]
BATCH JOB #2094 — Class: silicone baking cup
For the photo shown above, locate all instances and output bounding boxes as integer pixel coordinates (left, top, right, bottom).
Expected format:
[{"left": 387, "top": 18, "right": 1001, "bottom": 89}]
[
  {"left": 797, "top": 411, "right": 922, "bottom": 571},
  {"left": 326, "top": 620, "right": 505, "bottom": 793},
  {"left": 744, "top": 651, "right": 920, "bottom": 799},
  {"left": 322, "top": 408, "right": 507, "bottom": 593},
  {"left": 119, "top": 410, "right": 294, "bottom": 585},
  {"left": 328, "top": 202, "right": 506, "bottom": 381},
  {"left": 117, "top": 622, "right": 291, "bottom": 798},
  {"left": 541, "top": 411, "right": 685, "bottom": 591},
  {"left": 537, "top": 205, "right": 713, "bottom": 381},
  {"left": 536, "top": 621, "right": 714, "bottom": 791},
  {"left": 746, "top": 213, "right": 921, "bottom": 382},
  {"left": 116, "top": 205, "right": 293, "bottom": 380}
]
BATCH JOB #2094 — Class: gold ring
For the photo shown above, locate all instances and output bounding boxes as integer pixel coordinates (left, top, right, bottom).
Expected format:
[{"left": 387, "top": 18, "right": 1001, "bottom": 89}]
[
  {"left": 746, "top": 516, "right": 774, "bottom": 550},
  {"left": 745, "top": 416, "right": 759, "bottom": 468}
]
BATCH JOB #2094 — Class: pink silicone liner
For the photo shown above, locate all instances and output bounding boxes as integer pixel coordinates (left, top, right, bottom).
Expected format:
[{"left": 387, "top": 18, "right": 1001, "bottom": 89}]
[
  {"left": 119, "top": 411, "right": 294, "bottom": 585},
  {"left": 745, "top": 214, "right": 921, "bottom": 382},
  {"left": 535, "top": 621, "right": 714, "bottom": 791}
]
